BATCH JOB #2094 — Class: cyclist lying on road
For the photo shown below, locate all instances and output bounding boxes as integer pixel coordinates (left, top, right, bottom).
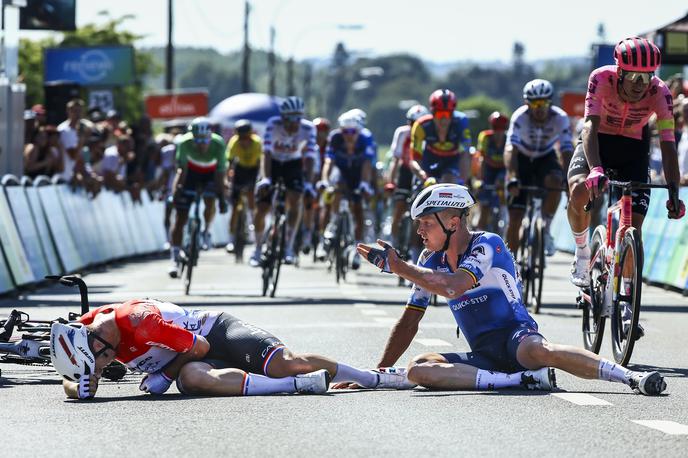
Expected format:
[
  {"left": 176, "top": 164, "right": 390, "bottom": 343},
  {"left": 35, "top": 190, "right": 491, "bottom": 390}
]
[
  {"left": 336, "top": 183, "right": 666, "bottom": 396},
  {"left": 50, "top": 300, "right": 407, "bottom": 399}
]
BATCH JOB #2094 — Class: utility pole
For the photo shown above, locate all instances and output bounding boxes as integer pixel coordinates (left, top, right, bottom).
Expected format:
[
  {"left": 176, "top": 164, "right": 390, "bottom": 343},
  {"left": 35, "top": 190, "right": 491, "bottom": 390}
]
[
  {"left": 286, "top": 57, "right": 294, "bottom": 96},
  {"left": 165, "top": 0, "right": 174, "bottom": 90},
  {"left": 241, "top": 0, "right": 251, "bottom": 93},
  {"left": 268, "top": 26, "right": 276, "bottom": 96}
]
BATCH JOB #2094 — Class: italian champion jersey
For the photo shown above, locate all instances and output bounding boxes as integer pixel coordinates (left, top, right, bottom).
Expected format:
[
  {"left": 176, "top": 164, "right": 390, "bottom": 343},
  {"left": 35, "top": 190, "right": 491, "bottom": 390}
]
[{"left": 175, "top": 132, "right": 227, "bottom": 173}]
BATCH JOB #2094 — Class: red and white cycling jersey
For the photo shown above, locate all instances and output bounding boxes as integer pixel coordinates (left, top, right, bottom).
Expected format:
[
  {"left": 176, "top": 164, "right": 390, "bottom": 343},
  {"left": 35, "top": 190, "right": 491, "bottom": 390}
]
[
  {"left": 585, "top": 65, "right": 675, "bottom": 143},
  {"left": 79, "top": 299, "right": 219, "bottom": 373},
  {"left": 390, "top": 124, "right": 415, "bottom": 167},
  {"left": 263, "top": 116, "right": 318, "bottom": 163}
]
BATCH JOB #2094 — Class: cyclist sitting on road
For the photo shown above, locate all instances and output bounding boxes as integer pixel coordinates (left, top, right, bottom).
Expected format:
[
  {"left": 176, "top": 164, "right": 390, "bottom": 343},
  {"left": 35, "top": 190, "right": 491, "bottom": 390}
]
[
  {"left": 504, "top": 79, "right": 573, "bottom": 256},
  {"left": 50, "top": 299, "right": 409, "bottom": 399},
  {"left": 252, "top": 96, "right": 318, "bottom": 266},
  {"left": 167, "top": 117, "right": 228, "bottom": 277},
  {"left": 411, "top": 89, "right": 472, "bottom": 184},
  {"left": 337, "top": 183, "right": 666, "bottom": 396},
  {"left": 476, "top": 111, "right": 509, "bottom": 231},
  {"left": 225, "top": 119, "right": 262, "bottom": 254},
  {"left": 567, "top": 37, "right": 685, "bottom": 337},
  {"left": 387, "top": 104, "right": 434, "bottom": 249},
  {"left": 319, "top": 112, "right": 376, "bottom": 269}
]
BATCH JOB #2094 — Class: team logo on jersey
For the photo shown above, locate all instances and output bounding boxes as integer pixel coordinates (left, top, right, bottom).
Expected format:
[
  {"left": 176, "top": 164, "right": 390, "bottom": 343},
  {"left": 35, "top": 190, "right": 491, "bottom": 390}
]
[{"left": 471, "top": 245, "right": 485, "bottom": 256}]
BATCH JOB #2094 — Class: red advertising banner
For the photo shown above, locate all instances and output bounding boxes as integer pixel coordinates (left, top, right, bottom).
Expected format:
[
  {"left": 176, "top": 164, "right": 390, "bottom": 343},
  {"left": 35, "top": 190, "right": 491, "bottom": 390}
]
[
  {"left": 561, "top": 92, "right": 586, "bottom": 118},
  {"left": 145, "top": 92, "right": 208, "bottom": 119}
]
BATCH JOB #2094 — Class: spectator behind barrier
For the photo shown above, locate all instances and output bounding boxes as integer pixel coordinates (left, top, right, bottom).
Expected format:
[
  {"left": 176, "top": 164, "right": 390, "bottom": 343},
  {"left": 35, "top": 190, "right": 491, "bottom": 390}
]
[
  {"left": 57, "top": 98, "right": 92, "bottom": 186},
  {"left": 23, "top": 125, "right": 61, "bottom": 178},
  {"left": 101, "top": 134, "right": 140, "bottom": 200}
]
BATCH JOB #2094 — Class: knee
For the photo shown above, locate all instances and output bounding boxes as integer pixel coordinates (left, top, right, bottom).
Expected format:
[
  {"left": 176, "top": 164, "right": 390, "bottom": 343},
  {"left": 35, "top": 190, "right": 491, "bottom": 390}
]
[
  {"left": 569, "top": 181, "right": 588, "bottom": 209},
  {"left": 266, "top": 348, "right": 300, "bottom": 377},
  {"left": 177, "top": 362, "right": 212, "bottom": 394},
  {"left": 410, "top": 352, "right": 438, "bottom": 366},
  {"left": 523, "top": 340, "right": 556, "bottom": 366},
  {"left": 406, "top": 363, "right": 438, "bottom": 386}
]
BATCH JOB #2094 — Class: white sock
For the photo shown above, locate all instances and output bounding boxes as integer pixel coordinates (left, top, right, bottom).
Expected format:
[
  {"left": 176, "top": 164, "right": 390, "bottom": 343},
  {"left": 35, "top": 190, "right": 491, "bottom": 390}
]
[
  {"left": 573, "top": 229, "right": 589, "bottom": 250},
  {"left": 331, "top": 363, "right": 378, "bottom": 387},
  {"left": 475, "top": 369, "right": 523, "bottom": 390},
  {"left": 243, "top": 373, "right": 297, "bottom": 396},
  {"left": 597, "top": 359, "right": 632, "bottom": 385}
]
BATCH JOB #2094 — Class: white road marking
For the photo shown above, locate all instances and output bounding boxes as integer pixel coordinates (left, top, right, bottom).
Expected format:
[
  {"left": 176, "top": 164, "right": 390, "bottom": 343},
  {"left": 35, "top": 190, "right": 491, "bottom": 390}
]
[
  {"left": 414, "top": 338, "right": 452, "bottom": 347},
  {"left": 373, "top": 317, "right": 398, "bottom": 325},
  {"left": 552, "top": 393, "right": 613, "bottom": 406},
  {"left": 360, "top": 309, "right": 387, "bottom": 316},
  {"left": 354, "top": 303, "right": 377, "bottom": 308},
  {"left": 632, "top": 420, "right": 688, "bottom": 435}
]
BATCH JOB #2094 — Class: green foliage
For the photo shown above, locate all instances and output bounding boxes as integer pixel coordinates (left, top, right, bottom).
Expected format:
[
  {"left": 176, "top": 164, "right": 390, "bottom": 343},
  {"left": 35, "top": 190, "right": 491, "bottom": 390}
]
[
  {"left": 457, "top": 95, "right": 512, "bottom": 142},
  {"left": 19, "top": 37, "right": 55, "bottom": 106}
]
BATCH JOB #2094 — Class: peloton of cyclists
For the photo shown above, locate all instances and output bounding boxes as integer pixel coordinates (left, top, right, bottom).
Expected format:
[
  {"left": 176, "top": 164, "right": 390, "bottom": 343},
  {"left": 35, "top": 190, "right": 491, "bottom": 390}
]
[
  {"left": 475, "top": 111, "right": 510, "bottom": 232},
  {"left": 504, "top": 79, "right": 573, "bottom": 256}
]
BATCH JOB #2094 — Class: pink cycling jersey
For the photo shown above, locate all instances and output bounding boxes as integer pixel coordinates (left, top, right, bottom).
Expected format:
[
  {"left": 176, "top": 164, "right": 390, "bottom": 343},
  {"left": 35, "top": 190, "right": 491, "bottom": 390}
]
[{"left": 585, "top": 65, "right": 675, "bottom": 143}]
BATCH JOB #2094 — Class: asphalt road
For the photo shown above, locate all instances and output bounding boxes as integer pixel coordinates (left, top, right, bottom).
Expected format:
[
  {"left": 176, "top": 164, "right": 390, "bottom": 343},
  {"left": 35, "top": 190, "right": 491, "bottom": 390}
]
[{"left": 1, "top": 248, "right": 687, "bottom": 457}]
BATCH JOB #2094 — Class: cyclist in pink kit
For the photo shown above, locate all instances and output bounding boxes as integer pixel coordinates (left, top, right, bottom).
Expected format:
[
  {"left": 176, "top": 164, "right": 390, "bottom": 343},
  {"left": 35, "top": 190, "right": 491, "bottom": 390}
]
[{"left": 567, "top": 37, "right": 685, "bottom": 337}]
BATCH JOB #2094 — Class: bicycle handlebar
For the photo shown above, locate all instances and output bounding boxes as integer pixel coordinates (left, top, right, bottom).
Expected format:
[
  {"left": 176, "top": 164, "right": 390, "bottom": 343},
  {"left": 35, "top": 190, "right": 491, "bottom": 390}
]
[
  {"left": 45, "top": 275, "right": 90, "bottom": 315},
  {"left": 583, "top": 181, "right": 679, "bottom": 213}
]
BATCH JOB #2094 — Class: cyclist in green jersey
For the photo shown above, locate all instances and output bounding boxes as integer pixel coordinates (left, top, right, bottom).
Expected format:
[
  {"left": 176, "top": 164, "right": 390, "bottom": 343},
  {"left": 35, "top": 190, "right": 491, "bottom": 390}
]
[{"left": 168, "top": 117, "right": 228, "bottom": 277}]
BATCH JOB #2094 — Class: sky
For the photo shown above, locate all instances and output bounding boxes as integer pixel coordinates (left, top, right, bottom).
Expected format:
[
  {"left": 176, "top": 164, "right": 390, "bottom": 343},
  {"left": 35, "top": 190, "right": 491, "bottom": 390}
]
[{"left": 19, "top": 1, "right": 688, "bottom": 63}]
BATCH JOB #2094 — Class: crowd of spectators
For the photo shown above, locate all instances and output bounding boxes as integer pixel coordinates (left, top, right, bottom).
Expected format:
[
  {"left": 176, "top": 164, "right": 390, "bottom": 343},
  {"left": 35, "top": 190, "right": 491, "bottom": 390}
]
[{"left": 22, "top": 98, "right": 184, "bottom": 201}]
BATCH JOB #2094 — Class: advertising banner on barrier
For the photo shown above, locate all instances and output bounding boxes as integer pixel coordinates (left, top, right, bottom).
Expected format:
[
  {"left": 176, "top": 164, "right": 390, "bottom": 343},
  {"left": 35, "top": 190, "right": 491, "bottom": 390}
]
[
  {"left": 26, "top": 186, "right": 62, "bottom": 276},
  {"left": 145, "top": 91, "right": 208, "bottom": 119},
  {"left": 4, "top": 186, "right": 49, "bottom": 280},
  {"left": 38, "top": 185, "right": 83, "bottom": 272},
  {"left": 0, "top": 255, "right": 13, "bottom": 294},
  {"left": 642, "top": 189, "right": 668, "bottom": 281},
  {"left": 44, "top": 46, "right": 135, "bottom": 86},
  {"left": 0, "top": 191, "right": 35, "bottom": 286},
  {"left": 667, "top": 188, "right": 688, "bottom": 289}
]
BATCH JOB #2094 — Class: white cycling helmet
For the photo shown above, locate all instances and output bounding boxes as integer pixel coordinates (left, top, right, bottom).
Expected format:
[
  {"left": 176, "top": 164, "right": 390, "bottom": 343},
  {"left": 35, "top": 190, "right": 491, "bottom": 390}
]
[
  {"left": 347, "top": 108, "right": 367, "bottom": 127},
  {"left": 280, "top": 96, "right": 305, "bottom": 115},
  {"left": 411, "top": 183, "right": 476, "bottom": 220},
  {"left": 406, "top": 104, "right": 430, "bottom": 123},
  {"left": 522, "top": 79, "right": 553, "bottom": 101},
  {"left": 50, "top": 322, "right": 96, "bottom": 382},
  {"left": 338, "top": 112, "right": 363, "bottom": 131}
]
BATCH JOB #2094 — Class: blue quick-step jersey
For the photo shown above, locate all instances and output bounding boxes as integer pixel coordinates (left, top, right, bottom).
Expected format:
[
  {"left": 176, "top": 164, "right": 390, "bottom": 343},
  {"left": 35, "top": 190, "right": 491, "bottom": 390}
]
[{"left": 406, "top": 231, "right": 538, "bottom": 349}]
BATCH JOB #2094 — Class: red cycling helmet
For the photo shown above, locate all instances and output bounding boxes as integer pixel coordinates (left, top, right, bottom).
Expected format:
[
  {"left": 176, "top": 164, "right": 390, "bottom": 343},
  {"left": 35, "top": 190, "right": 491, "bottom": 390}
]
[
  {"left": 312, "top": 117, "right": 331, "bottom": 132},
  {"left": 488, "top": 111, "right": 509, "bottom": 130},
  {"left": 429, "top": 89, "right": 457, "bottom": 112},
  {"left": 614, "top": 37, "right": 661, "bottom": 72}
]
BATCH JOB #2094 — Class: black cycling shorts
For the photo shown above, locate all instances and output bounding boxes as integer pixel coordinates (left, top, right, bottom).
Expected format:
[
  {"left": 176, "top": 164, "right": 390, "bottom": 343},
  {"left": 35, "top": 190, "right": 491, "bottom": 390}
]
[
  {"left": 509, "top": 151, "right": 563, "bottom": 210},
  {"left": 174, "top": 169, "right": 217, "bottom": 210},
  {"left": 441, "top": 323, "right": 544, "bottom": 373},
  {"left": 420, "top": 152, "right": 461, "bottom": 180},
  {"left": 568, "top": 133, "right": 651, "bottom": 216},
  {"left": 231, "top": 164, "right": 259, "bottom": 203},
  {"left": 199, "top": 312, "right": 285, "bottom": 375},
  {"left": 258, "top": 158, "right": 304, "bottom": 203},
  {"left": 394, "top": 165, "right": 414, "bottom": 201}
]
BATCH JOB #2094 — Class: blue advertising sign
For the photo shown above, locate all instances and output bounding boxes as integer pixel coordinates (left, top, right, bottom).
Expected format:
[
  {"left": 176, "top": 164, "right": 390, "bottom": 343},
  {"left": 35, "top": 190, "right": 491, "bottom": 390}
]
[
  {"left": 44, "top": 46, "right": 135, "bottom": 86},
  {"left": 592, "top": 44, "right": 616, "bottom": 69}
]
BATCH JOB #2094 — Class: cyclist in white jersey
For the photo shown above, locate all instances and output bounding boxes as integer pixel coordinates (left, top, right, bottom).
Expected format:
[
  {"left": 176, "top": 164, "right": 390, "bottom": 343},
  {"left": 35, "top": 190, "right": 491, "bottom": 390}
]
[
  {"left": 504, "top": 79, "right": 573, "bottom": 255},
  {"left": 253, "top": 96, "right": 318, "bottom": 266},
  {"left": 50, "top": 299, "right": 410, "bottom": 399}
]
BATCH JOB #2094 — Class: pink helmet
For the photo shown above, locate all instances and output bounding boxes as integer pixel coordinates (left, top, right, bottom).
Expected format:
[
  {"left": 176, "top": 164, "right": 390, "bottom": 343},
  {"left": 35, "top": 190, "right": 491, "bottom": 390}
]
[{"left": 614, "top": 37, "right": 661, "bottom": 72}]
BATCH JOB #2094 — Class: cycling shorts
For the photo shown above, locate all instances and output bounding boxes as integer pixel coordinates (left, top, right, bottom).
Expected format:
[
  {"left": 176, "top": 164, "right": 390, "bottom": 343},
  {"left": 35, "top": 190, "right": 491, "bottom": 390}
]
[
  {"left": 231, "top": 164, "right": 259, "bottom": 203},
  {"left": 441, "top": 323, "right": 543, "bottom": 373},
  {"left": 174, "top": 169, "right": 217, "bottom": 210},
  {"left": 394, "top": 166, "right": 414, "bottom": 202},
  {"left": 568, "top": 133, "right": 650, "bottom": 216},
  {"left": 258, "top": 159, "right": 304, "bottom": 204},
  {"left": 478, "top": 165, "right": 506, "bottom": 207},
  {"left": 420, "top": 151, "right": 461, "bottom": 180},
  {"left": 190, "top": 312, "right": 284, "bottom": 376},
  {"left": 509, "top": 151, "right": 563, "bottom": 210}
]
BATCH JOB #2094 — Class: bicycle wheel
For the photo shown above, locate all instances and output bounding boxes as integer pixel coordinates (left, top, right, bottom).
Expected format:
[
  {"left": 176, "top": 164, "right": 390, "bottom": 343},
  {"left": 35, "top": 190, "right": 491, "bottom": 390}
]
[
  {"left": 582, "top": 226, "right": 607, "bottom": 353},
  {"left": 234, "top": 205, "right": 247, "bottom": 263},
  {"left": 184, "top": 221, "right": 200, "bottom": 295},
  {"left": 269, "top": 217, "right": 286, "bottom": 298},
  {"left": 338, "top": 215, "right": 350, "bottom": 282},
  {"left": 610, "top": 228, "right": 643, "bottom": 366},
  {"left": 517, "top": 218, "right": 531, "bottom": 305},
  {"left": 334, "top": 218, "right": 344, "bottom": 284},
  {"left": 528, "top": 218, "right": 546, "bottom": 314},
  {"left": 261, "top": 222, "right": 277, "bottom": 296}
]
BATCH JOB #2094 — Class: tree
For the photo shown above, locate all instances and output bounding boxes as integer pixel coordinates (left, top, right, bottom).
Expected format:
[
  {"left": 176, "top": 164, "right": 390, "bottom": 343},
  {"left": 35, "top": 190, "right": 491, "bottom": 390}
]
[
  {"left": 18, "top": 37, "right": 55, "bottom": 107},
  {"left": 325, "top": 43, "right": 351, "bottom": 116}
]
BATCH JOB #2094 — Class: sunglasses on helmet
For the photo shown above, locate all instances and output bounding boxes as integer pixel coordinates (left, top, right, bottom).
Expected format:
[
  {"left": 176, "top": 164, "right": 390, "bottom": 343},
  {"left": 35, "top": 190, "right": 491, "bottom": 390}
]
[
  {"left": 282, "top": 113, "right": 302, "bottom": 123},
  {"left": 433, "top": 110, "right": 452, "bottom": 120},
  {"left": 622, "top": 71, "right": 653, "bottom": 85},
  {"left": 527, "top": 99, "right": 551, "bottom": 109}
]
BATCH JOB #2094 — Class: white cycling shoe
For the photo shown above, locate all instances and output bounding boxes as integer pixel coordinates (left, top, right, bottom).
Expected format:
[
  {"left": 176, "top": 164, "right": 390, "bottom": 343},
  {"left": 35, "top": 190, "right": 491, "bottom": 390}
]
[
  {"left": 249, "top": 249, "right": 262, "bottom": 267},
  {"left": 629, "top": 371, "right": 666, "bottom": 396},
  {"left": 521, "top": 367, "right": 557, "bottom": 391},
  {"left": 294, "top": 369, "right": 330, "bottom": 394},
  {"left": 372, "top": 367, "right": 417, "bottom": 390},
  {"left": 570, "top": 248, "right": 591, "bottom": 287}
]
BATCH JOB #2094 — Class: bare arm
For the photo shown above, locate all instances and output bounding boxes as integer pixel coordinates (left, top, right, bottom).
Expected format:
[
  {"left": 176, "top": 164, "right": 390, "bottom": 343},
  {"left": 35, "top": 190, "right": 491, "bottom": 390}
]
[
  {"left": 161, "top": 335, "right": 210, "bottom": 380},
  {"left": 392, "top": 257, "right": 476, "bottom": 299},
  {"left": 504, "top": 144, "right": 519, "bottom": 179},
  {"left": 376, "top": 309, "right": 424, "bottom": 367},
  {"left": 660, "top": 140, "right": 680, "bottom": 188},
  {"left": 581, "top": 116, "right": 602, "bottom": 169}
]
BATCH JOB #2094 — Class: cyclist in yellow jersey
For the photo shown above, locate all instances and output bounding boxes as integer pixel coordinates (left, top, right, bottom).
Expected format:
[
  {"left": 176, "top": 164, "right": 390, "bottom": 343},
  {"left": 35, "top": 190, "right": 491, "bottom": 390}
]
[
  {"left": 476, "top": 112, "right": 509, "bottom": 231},
  {"left": 226, "top": 119, "right": 262, "bottom": 253}
]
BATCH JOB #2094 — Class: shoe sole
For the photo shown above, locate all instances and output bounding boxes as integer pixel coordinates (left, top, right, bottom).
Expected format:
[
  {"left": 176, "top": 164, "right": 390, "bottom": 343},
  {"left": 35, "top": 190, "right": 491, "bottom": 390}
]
[
  {"left": 641, "top": 372, "right": 666, "bottom": 396},
  {"left": 548, "top": 368, "right": 557, "bottom": 390}
]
